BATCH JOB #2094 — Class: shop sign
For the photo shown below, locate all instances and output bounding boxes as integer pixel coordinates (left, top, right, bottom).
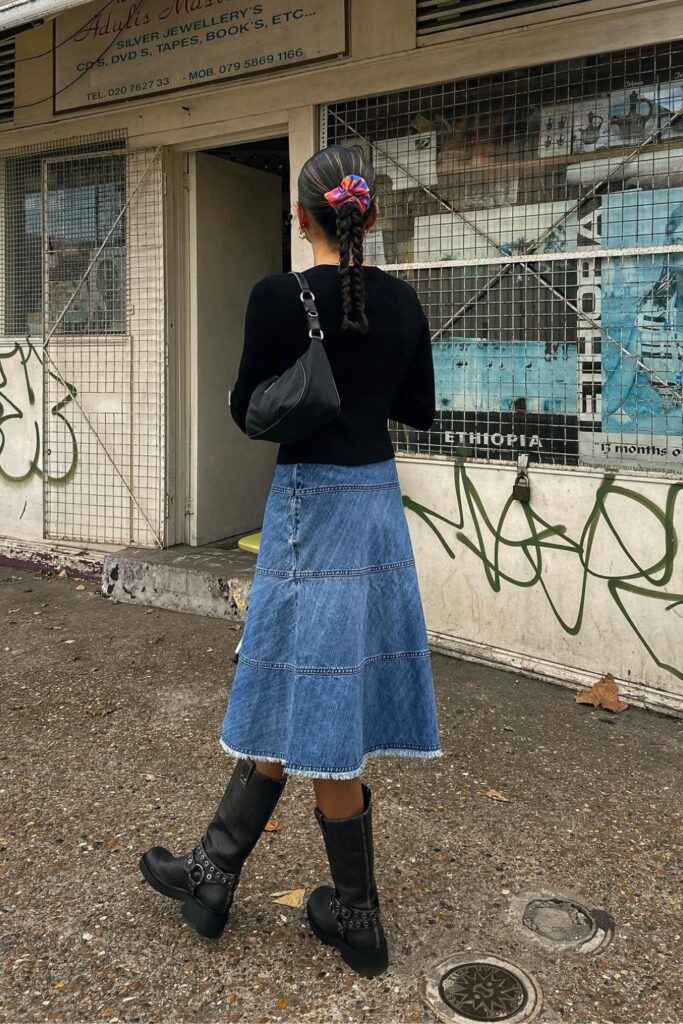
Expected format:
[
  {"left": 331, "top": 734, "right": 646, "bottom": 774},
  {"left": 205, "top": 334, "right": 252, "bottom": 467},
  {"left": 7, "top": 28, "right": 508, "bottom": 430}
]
[
  {"left": 54, "top": 0, "right": 348, "bottom": 112},
  {"left": 426, "top": 412, "right": 580, "bottom": 465}
]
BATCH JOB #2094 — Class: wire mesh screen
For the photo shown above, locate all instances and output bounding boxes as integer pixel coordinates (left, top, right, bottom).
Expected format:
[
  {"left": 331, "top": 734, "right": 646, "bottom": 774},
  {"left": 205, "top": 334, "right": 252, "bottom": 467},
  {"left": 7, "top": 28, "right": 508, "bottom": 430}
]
[
  {"left": 40, "top": 146, "right": 165, "bottom": 547},
  {"left": 324, "top": 42, "right": 683, "bottom": 475}
]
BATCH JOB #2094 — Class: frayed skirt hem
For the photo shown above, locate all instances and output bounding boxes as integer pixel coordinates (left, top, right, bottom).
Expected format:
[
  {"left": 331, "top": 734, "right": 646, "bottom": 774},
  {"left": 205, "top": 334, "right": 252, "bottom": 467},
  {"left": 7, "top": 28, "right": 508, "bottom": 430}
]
[{"left": 219, "top": 738, "right": 443, "bottom": 780}]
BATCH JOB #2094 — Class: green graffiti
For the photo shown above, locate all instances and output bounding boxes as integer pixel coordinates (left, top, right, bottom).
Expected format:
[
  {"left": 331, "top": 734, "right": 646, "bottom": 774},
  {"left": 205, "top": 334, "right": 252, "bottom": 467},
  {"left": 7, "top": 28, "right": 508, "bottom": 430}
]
[
  {"left": 0, "top": 341, "right": 78, "bottom": 485},
  {"left": 403, "top": 459, "right": 683, "bottom": 681}
]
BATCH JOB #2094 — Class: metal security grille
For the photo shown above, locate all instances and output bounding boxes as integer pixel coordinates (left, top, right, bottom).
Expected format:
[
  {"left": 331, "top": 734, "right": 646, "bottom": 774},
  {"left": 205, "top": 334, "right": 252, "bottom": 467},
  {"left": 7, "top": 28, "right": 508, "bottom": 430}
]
[
  {"left": 323, "top": 41, "right": 683, "bottom": 476},
  {"left": 0, "top": 131, "right": 165, "bottom": 548},
  {"left": 416, "top": 0, "right": 586, "bottom": 36},
  {"left": 42, "top": 147, "right": 165, "bottom": 546},
  {"left": 0, "top": 32, "right": 14, "bottom": 123}
]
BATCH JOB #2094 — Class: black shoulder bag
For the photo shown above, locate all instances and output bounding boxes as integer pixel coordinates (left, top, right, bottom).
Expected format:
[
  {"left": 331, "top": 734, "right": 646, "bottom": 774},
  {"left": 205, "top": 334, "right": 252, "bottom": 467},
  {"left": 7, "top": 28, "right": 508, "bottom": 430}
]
[{"left": 243, "top": 271, "right": 341, "bottom": 444}]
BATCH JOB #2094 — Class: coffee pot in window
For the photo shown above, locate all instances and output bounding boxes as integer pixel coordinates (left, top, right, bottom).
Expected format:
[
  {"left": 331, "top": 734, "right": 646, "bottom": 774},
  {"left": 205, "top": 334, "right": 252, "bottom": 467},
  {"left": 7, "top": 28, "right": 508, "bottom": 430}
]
[
  {"left": 610, "top": 91, "right": 654, "bottom": 144},
  {"left": 575, "top": 110, "right": 604, "bottom": 147}
]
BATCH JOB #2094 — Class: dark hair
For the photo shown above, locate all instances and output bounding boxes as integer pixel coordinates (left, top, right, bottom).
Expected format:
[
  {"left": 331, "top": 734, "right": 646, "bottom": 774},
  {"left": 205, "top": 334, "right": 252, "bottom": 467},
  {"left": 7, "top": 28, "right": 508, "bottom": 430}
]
[{"left": 297, "top": 145, "right": 376, "bottom": 333}]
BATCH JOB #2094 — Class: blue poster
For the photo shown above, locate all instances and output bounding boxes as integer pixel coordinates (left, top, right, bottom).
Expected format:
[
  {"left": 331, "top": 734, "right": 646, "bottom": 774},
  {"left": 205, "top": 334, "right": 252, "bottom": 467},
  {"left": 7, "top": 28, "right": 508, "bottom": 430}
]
[
  {"left": 601, "top": 188, "right": 683, "bottom": 435},
  {"left": 434, "top": 339, "right": 578, "bottom": 415}
]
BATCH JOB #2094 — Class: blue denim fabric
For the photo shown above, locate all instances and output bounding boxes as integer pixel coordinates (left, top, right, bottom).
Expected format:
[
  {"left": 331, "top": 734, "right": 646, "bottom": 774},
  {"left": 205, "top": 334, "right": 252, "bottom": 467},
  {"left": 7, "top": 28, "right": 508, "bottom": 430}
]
[{"left": 220, "top": 457, "right": 441, "bottom": 779}]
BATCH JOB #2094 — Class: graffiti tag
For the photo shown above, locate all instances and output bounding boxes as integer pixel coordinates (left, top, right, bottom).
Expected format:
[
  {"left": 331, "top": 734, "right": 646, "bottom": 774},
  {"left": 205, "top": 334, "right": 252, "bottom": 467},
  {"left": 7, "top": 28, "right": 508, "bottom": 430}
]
[
  {"left": 404, "top": 460, "right": 683, "bottom": 681},
  {"left": 0, "top": 341, "right": 78, "bottom": 485}
]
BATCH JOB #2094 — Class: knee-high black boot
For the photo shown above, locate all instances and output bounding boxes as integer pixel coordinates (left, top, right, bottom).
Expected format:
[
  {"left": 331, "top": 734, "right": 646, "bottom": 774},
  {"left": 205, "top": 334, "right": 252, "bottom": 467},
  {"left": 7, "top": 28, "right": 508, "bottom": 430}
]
[
  {"left": 306, "top": 784, "right": 389, "bottom": 977},
  {"left": 139, "top": 758, "right": 285, "bottom": 939}
]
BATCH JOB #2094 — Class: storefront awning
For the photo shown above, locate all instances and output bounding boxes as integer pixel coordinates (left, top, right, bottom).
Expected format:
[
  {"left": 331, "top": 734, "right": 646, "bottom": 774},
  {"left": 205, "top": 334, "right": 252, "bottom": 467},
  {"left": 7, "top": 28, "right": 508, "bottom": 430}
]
[{"left": 0, "top": 0, "right": 94, "bottom": 32}]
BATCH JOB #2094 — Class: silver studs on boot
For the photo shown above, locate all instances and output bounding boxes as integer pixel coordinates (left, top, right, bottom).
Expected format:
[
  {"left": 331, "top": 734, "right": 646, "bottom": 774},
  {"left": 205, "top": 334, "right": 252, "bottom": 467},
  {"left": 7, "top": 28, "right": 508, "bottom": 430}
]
[
  {"left": 329, "top": 891, "right": 380, "bottom": 932},
  {"left": 185, "top": 841, "right": 238, "bottom": 896}
]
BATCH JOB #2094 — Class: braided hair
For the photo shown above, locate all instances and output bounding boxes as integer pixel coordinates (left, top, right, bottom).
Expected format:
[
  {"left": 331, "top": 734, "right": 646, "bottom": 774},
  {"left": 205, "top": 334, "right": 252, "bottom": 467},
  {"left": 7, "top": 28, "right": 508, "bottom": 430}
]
[{"left": 297, "top": 145, "right": 376, "bottom": 334}]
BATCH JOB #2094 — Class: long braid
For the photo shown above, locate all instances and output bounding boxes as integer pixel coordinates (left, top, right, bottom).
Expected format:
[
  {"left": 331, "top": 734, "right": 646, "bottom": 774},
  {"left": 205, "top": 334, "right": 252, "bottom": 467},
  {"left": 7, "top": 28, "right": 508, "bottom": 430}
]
[
  {"left": 336, "top": 204, "right": 355, "bottom": 333},
  {"left": 349, "top": 208, "right": 368, "bottom": 333},
  {"left": 297, "top": 144, "right": 375, "bottom": 335}
]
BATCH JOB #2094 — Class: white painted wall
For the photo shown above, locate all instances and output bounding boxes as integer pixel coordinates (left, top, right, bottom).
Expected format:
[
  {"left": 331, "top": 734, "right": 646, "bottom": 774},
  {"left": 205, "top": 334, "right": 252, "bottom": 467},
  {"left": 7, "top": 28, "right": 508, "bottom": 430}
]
[
  {"left": 398, "top": 457, "right": 683, "bottom": 711},
  {"left": 0, "top": 340, "right": 44, "bottom": 540}
]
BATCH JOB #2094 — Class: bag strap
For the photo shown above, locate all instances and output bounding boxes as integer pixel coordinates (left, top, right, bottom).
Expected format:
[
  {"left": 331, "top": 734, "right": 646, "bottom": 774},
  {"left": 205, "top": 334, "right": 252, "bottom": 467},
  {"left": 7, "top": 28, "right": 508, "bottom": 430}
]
[{"left": 291, "top": 271, "right": 324, "bottom": 342}]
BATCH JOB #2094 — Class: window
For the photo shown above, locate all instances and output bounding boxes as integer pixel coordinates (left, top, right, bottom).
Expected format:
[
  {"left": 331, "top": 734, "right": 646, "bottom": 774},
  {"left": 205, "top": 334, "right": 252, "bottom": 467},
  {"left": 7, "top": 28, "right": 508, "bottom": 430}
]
[
  {"left": 324, "top": 41, "right": 683, "bottom": 475},
  {"left": 0, "top": 31, "right": 15, "bottom": 124},
  {"left": 4, "top": 148, "right": 126, "bottom": 337},
  {"left": 416, "top": 0, "right": 587, "bottom": 37}
]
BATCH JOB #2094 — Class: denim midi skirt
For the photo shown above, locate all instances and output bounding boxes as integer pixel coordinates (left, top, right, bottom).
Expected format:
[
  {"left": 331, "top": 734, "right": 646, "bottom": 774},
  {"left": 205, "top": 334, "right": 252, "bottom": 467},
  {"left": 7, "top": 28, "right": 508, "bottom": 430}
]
[{"left": 220, "top": 457, "right": 441, "bottom": 779}]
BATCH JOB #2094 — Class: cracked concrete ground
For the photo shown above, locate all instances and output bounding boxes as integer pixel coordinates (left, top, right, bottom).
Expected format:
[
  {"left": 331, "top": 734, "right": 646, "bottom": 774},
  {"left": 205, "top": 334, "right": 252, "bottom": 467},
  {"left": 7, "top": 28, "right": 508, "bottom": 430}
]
[{"left": 1, "top": 567, "right": 682, "bottom": 1024}]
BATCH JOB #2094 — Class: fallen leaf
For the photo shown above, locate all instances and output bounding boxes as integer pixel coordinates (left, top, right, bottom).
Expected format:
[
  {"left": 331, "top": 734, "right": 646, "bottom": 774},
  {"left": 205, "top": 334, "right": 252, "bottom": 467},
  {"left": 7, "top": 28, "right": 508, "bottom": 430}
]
[
  {"left": 57, "top": 569, "right": 68, "bottom": 579},
  {"left": 278, "top": 998, "right": 289, "bottom": 1009},
  {"left": 76, "top": 584, "right": 86, "bottom": 592},
  {"left": 486, "top": 788, "right": 510, "bottom": 803},
  {"left": 227, "top": 993, "right": 238, "bottom": 1004},
  {"left": 271, "top": 888, "right": 305, "bottom": 908},
  {"left": 264, "top": 818, "right": 284, "bottom": 832},
  {"left": 576, "top": 673, "right": 629, "bottom": 714}
]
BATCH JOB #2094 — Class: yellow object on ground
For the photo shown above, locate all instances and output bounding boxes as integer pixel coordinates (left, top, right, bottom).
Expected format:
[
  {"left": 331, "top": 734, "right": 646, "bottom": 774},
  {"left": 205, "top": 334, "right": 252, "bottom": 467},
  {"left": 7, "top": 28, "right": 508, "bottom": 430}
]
[{"left": 237, "top": 531, "right": 261, "bottom": 554}]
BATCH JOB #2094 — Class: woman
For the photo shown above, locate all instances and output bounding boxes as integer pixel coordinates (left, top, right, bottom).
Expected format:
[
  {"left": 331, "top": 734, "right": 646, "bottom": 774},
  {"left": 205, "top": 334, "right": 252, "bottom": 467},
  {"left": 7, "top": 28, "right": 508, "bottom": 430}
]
[{"left": 140, "top": 146, "right": 441, "bottom": 979}]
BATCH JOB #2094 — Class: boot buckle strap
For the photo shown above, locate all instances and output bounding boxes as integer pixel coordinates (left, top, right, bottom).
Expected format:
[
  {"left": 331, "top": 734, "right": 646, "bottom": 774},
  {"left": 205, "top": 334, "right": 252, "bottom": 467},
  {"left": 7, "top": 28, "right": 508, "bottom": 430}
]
[
  {"left": 329, "top": 892, "right": 379, "bottom": 931},
  {"left": 185, "top": 841, "right": 237, "bottom": 896}
]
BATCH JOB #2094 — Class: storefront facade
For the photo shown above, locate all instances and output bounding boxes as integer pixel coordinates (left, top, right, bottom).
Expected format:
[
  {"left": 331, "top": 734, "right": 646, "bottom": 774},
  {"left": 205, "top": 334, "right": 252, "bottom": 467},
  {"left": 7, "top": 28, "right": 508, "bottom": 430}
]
[{"left": 1, "top": 0, "right": 682, "bottom": 709}]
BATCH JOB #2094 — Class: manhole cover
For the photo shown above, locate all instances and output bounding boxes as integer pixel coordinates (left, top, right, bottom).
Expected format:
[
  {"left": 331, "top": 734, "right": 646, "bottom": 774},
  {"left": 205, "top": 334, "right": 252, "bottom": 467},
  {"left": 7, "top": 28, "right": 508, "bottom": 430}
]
[
  {"left": 517, "top": 893, "right": 615, "bottom": 954},
  {"left": 421, "top": 954, "right": 542, "bottom": 1024},
  {"left": 441, "top": 962, "right": 527, "bottom": 1020}
]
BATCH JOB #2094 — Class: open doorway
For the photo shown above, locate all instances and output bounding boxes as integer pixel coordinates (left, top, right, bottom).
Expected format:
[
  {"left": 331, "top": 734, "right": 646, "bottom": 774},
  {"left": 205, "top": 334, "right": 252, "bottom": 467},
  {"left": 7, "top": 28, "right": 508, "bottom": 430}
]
[{"left": 185, "top": 136, "right": 290, "bottom": 548}]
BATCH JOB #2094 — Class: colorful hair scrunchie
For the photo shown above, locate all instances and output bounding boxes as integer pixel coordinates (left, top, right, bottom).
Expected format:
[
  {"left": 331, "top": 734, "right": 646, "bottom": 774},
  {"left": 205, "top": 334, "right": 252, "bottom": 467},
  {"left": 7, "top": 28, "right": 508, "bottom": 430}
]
[{"left": 324, "top": 174, "right": 372, "bottom": 212}]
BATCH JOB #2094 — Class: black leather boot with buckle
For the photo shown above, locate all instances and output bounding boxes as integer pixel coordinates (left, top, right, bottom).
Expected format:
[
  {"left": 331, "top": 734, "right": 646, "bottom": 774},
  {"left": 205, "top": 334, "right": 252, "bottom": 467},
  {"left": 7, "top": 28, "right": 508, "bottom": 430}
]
[
  {"left": 139, "top": 758, "right": 285, "bottom": 940},
  {"left": 307, "top": 783, "right": 389, "bottom": 978}
]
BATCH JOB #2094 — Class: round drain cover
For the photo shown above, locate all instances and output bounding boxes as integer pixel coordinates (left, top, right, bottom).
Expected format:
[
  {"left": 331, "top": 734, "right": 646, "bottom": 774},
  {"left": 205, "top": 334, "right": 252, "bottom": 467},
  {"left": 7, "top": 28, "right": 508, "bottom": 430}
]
[
  {"left": 441, "top": 962, "right": 527, "bottom": 1021},
  {"left": 421, "top": 954, "right": 542, "bottom": 1024}
]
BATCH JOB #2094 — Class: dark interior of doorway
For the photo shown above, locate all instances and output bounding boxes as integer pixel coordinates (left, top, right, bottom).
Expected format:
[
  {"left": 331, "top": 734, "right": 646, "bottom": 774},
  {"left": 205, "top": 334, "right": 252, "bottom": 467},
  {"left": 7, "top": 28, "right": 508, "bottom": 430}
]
[{"left": 209, "top": 136, "right": 291, "bottom": 272}]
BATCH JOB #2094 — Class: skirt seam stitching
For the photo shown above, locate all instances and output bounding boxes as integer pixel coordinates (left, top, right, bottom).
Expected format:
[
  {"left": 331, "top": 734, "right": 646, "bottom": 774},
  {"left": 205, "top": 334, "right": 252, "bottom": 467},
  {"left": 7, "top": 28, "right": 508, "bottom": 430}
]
[
  {"left": 255, "top": 558, "right": 415, "bottom": 578},
  {"left": 237, "top": 649, "right": 432, "bottom": 675},
  {"left": 270, "top": 483, "right": 399, "bottom": 495}
]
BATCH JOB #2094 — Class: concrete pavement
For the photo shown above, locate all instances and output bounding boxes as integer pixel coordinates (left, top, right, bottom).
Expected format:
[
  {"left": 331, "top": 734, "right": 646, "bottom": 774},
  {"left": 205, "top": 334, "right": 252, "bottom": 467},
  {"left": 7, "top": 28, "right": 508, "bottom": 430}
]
[{"left": 1, "top": 567, "right": 682, "bottom": 1023}]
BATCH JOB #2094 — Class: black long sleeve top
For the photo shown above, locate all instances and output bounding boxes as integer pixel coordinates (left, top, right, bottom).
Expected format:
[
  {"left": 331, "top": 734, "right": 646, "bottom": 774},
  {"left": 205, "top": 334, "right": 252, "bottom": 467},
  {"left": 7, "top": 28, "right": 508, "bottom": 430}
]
[{"left": 229, "top": 264, "right": 436, "bottom": 465}]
